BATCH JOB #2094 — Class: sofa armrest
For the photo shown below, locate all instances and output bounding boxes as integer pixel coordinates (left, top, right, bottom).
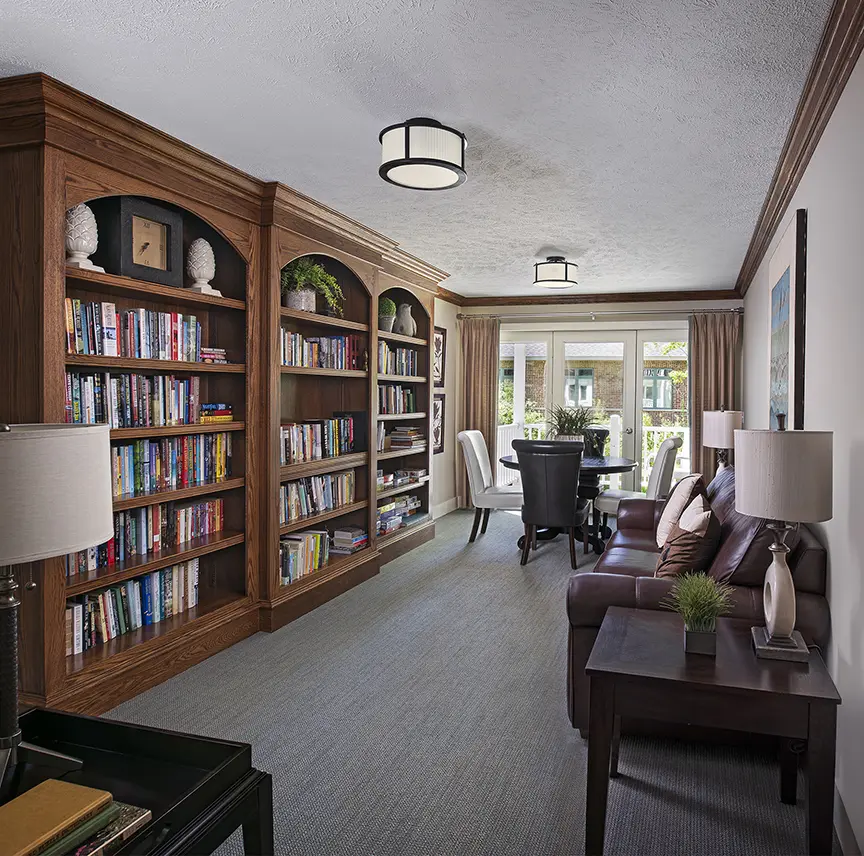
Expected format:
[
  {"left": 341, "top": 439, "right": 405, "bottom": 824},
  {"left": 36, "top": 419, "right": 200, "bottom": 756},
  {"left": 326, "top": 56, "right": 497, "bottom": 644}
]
[{"left": 616, "top": 498, "right": 662, "bottom": 533}]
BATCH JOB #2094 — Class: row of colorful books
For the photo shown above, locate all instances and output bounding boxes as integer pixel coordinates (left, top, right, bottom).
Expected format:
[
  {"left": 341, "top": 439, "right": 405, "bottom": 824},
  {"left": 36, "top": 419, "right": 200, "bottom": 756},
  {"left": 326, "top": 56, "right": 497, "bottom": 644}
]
[
  {"left": 280, "top": 330, "right": 364, "bottom": 370},
  {"left": 377, "top": 383, "right": 418, "bottom": 415},
  {"left": 279, "top": 530, "right": 330, "bottom": 585},
  {"left": 64, "top": 297, "right": 204, "bottom": 363},
  {"left": 65, "top": 499, "right": 225, "bottom": 576},
  {"left": 111, "top": 432, "right": 233, "bottom": 498},
  {"left": 65, "top": 559, "right": 200, "bottom": 654},
  {"left": 377, "top": 342, "right": 419, "bottom": 376},
  {"left": 280, "top": 470, "right": 356, "bottom": 524},
  {"left": 280, "top": 415, "right": 355, "bottom": 464}
]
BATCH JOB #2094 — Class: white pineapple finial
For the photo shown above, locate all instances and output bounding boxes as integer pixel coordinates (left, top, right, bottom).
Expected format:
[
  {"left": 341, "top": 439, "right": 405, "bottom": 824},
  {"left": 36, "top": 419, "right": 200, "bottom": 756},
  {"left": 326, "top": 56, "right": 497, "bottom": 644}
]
[
  {"left": 65, "top": 203, "right": 105, "bottom": 272},
  {"left": 186, "top": 238, "right": 222, "bottom": 296}
]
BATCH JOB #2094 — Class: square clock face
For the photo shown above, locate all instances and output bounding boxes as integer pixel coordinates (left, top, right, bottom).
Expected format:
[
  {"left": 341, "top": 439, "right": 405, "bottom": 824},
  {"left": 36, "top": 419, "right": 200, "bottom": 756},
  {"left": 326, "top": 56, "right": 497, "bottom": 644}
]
[{"left": 132, "top": 215, "right": 168, "bottom": 270}]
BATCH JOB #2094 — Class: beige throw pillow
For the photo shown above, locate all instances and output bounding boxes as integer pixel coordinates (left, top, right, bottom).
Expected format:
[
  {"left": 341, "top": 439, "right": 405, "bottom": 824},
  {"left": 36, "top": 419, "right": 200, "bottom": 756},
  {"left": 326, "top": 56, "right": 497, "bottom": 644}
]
[
  {"left": 656, "top": 493, "right": 722, "bottom": 578},
  {"left": 655, "top": 474, "right": 707, "bottom": 549}
]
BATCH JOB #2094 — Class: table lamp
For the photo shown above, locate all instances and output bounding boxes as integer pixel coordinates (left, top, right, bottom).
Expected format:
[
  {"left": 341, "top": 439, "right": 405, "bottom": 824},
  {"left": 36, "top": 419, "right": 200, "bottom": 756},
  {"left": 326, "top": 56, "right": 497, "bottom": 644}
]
[
  {"left": 0, "top": 423, "right": 112, "bottom": 785},
  {"left": 734, "top": 420, "right": 833, "bottom": 662},
  {"left": 703, "top": 409, "right": 743, "bottom": 473}
]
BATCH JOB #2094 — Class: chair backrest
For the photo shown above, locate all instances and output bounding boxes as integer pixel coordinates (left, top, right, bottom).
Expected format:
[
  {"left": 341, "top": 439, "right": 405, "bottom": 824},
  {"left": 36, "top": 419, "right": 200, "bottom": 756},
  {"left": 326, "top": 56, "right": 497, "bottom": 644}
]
[
  {"left": 457, "top": 430, "right": 494, "bottom": 500},
  {"left": 513, "top": 439, "right": 583, "bottom": 528},
  {"left": 645, "top": 436, "right": 683, "bottom": 500}
]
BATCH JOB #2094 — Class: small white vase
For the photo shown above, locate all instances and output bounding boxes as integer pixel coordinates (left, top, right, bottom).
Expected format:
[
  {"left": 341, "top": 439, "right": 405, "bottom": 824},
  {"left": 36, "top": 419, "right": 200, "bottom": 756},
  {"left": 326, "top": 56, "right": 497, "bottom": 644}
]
[
  {"left": 186, "top": 238, "right": 221, "bottom": 296},
  {"left": 65, "top": 203, "right": 105, "bottom": 272},
  {"left": 379, "top": 315, "right": 396, "bottom": 332},
  {"left": 285, "top": 287, "right": 316, "bottom": 313}
]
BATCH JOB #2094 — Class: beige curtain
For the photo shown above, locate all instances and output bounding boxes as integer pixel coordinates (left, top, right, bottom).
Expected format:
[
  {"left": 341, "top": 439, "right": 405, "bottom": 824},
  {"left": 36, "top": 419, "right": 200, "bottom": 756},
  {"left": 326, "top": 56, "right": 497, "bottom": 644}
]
[
  {"left": 456, "top": 316, "right": 500, "bottom": 507},
  {"left": 690, "top": 312, "right": 742, "bottom": 477}
]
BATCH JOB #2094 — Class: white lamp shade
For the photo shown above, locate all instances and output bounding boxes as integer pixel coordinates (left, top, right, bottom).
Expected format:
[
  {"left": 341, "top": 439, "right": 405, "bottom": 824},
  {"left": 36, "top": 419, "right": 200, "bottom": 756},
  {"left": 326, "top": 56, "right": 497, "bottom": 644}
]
[
  {"left": 734, "top": 429, "right": 833, "bottom": 522},
  {"left": 0, "top": 424, "right": 113, "bottom": 564},
  {"left": 379, "top": 118, "right": 467, "bottom": 190},
  {"left": 534, "top": 257, "right": 578, "bottom": 289},
  {"left": 702, "top": 410, "right": 743, "bottom": 449}
]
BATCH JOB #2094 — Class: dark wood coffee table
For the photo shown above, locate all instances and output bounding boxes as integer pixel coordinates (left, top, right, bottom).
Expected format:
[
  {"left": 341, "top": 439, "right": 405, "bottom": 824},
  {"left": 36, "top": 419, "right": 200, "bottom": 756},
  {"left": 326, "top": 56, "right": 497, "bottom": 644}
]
[{"left": 584, "top": 607, "right": 841, "bottom": 856}]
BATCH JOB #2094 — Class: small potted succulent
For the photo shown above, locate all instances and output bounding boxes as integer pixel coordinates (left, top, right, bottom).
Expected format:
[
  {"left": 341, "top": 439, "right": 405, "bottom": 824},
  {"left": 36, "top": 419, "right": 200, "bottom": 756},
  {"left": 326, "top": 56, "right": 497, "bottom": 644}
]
[
  {"left": 662, "top": 572, "right": 734, "bottom": 655},
  {"left": 281, "top": 257, "right": 344, "bottom": 316},
  {"left": 547, "top": 405, "right": 595, "bottom": 443},
  {"left": 378, "top": 296, "right": 397, "bottom": 332}
]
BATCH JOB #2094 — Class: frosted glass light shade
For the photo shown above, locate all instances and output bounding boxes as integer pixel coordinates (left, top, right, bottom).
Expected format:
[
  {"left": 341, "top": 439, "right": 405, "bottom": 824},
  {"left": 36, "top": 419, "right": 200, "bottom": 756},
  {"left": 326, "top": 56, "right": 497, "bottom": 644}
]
[
  {"left": 0, "top": 424, "right": 113, "bottom": 564},
  {"left": 534, "top": 256, "right": 578, "bottom": 289},
  {"left": 734, "top": 429, "right": 833, "bottom": 522},
  {"left": 379, "top": 118, "right": 467, "bottom": 190},
  {"left": 702, "top": 410, "right": 743, "bottom": 449}
]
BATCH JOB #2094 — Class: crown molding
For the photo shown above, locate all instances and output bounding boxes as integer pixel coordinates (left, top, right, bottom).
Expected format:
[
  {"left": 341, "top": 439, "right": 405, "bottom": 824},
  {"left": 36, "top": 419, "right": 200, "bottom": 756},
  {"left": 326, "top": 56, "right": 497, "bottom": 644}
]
[
  {"left": 455, "top": 289, "right": 740, "bottom": 307},
  {"left": 435, "top": 285, "right": 466, "bottom": 306},
  {"left": 736, "top": 0, "right": 864, "bottom": 295},
  {"left": 381, "top": 248, "right": 449, "bottom": 291}
]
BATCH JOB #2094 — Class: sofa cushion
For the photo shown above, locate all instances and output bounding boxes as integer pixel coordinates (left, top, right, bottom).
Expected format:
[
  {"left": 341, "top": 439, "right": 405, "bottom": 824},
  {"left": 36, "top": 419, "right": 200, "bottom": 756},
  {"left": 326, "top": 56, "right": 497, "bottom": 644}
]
[
  {"left": 604, "top": 528, "right": 659, "bottom": 553},
  {"left": 595, "top": 546, "right": 658, "bottom": 578},
  {"left": 656, "top": 474, "right": 707, "bottom": 548},
  {"left": 656, "top": 494, "right": 722, "bottom": 578}
]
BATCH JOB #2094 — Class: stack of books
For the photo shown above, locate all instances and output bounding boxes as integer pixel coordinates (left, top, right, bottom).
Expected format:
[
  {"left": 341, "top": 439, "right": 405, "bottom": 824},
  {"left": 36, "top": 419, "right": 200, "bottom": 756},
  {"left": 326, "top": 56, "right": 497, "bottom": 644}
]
[
  {"left": 0, "top": 779, "right": 151, "bottom": 856},
  {"left": 200, "top": 403, "right": 234, "bottom": 423},
  {"left": 281, "top": 331, "right": 363, "bottom": 370},
  {"left": 388, "top": 426, "right": 426, "bottom": 450},
  {"left": 280, "top": 470, "right": 355, "bottom": 524},
  {"left": 377, "top": 342, "right": 418, "bottom": 375},
  {"left": 279, "top": 530, "right": 329, "bottom": 584},
  {"left": 280, "top": 415, "right": 354, "bottom": 464},
  {"left": 65, "top": 297, "right": 203, "bottom": 363},
  {"left": 377, "top": 383, "right": 417, "bottom": 415},
  {"left": 376, "top": 470, "right": 394, "bottom": 491},
  {"left": 65, "top": 560, "right": 200, "bottom": 654},
  {"left": 331, "top": 526, "right": 368, "bottom": 556},
  {"left": 111, "top": 432, "right": 232, "bottom": 498},
  {"left": 200, "top": 346, "right": 228, "bottom": 364},
  {"left": 396, "top": 467, "right": 427, "bottom": 481},
  {"left": 377, "top": 496, "right": 426, "bottom": 534}
]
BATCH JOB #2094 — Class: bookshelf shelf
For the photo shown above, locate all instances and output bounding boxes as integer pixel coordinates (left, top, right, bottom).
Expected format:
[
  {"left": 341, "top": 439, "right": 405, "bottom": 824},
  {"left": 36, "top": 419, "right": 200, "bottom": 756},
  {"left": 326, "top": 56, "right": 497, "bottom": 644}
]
[
  {"left": 110, "top": 421, "right": 245, "bottom": 440},
  {"left": 375, "top": 479, "right": 430, "bottom": 501},
  {"left": 277, "top": 548, "right": 373, "bottom": 597},
  {"left": 280, "top": 452, "right": 368, "bottom": 481},
  {"left": 279, "top": 500, "right": 369, "bottom": 536},
  {"left": 376, "top": 446, "right": 427, "bottom": 460},
  {"left": 279, "top": 366, "right": 366, "bottom": 378},
  {"left": 378, "top": 330, "right": 428, "bottom": 347},
  {"left": 66, "top": 267, "right": 246, "bottom": 311},
  {"left": 376, "top": 412, "right": 427, "bottom": 421},
  {"left": 377, "top": 517, "right": 434, "bottom": 547},
  {"left": 65, "top": 531, "right": 246, "bottom": 596},
  {"left": 280, "top": 306, "right": 369, "bottom": 332},
  {"left": 378, "top": 374, "right": 428, "bottom": 384},
  {"left": 66, "top": 354, "right": 245, "bottom": 374},
  {"left": 113, "top": 477, "right": 245, "bottom": 512}
]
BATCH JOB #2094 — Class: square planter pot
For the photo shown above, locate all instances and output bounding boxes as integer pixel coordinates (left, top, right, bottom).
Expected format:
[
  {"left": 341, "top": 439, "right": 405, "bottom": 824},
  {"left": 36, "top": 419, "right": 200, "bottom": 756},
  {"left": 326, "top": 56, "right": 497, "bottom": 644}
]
[
  {"left": 284, "top": 287, "right": 316, "bottom": 313},
  {"left": 684, "top": 628, "right": 717, "bottom": 656}
]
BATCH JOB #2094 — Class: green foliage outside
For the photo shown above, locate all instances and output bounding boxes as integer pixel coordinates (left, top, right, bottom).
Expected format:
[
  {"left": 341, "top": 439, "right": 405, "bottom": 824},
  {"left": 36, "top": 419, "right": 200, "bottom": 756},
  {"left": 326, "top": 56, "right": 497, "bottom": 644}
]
[{"left": 498, "top": 380, "right": 544, "bottom": 425}]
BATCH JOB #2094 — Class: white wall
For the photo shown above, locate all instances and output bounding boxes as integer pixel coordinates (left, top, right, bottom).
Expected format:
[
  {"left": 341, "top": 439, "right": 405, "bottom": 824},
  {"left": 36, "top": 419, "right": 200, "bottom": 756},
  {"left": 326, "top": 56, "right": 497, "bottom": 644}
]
[
  {"left": 743, "top": 53, "right": 864, "bottom": 854},
  {"left": 432, "top": 298, "right": 461, "bottom": 518}
]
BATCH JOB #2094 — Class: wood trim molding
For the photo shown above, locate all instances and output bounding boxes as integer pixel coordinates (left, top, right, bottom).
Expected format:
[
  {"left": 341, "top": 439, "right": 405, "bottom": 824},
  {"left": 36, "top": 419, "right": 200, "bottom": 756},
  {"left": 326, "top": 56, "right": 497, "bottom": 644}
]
[
  {"left": 456, "top": 289, "right": 740, "bottom": 307},
  {"left": 736, "top": 0, "right": 864, "bottom": 295},
  {"left": 435, "top": 285, "right": 466, "bottom": 306}
]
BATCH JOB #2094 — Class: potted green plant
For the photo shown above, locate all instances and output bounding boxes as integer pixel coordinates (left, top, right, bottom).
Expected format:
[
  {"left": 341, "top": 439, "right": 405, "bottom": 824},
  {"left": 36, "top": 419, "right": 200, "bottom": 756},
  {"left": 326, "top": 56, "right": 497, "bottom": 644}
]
[
  {"left": 379, "top": 296, "right": 397, "bottom": 332},
  {"left": 661, "top": 572, "right": 734, "bottom": 655},
  {"left": 280, "top": 257, "right": 344, "bottom": 316},
  {"left": 547, "top": 405, "right": 595, "bottom": 442}
]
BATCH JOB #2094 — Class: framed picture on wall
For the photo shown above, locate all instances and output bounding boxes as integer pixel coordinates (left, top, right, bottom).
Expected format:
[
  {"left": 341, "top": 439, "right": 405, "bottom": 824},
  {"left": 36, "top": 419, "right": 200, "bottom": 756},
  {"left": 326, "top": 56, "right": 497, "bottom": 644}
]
[
  {"left": 433, "top": 326, "right": 447, "bottom": 387},
  {"left": 768, "top": 209, "right": 807, "bottom": 430},
  {"left": 432, "top": 394, "right": 445, "bottom": 455}
]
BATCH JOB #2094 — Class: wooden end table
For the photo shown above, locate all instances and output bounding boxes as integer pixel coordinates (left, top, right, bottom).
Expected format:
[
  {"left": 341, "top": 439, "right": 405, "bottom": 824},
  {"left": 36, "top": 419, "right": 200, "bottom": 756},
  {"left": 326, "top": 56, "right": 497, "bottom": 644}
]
[{"left": 584, "top": 607, "right": 841, "bottom": 856}]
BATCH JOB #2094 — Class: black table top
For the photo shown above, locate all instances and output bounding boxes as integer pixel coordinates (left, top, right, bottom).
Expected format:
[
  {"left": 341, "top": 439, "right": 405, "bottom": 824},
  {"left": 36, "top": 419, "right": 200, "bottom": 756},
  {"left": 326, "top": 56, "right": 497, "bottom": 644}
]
[
  {"left": 586, "top": 607, "right": 841, "bottom": 703},
  {"left": 499, "top": 454, "right": 637, "bottom": 475}
]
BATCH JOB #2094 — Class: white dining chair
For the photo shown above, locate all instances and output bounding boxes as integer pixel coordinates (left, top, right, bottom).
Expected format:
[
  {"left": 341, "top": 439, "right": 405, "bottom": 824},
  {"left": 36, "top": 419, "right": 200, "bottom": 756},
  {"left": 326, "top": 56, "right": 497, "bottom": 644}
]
[
  {"left": 593, "top": 435, "right": 683, "bottom": 531},
  {"left": 457, "top": 430, "right": 523, "bottom": 542}
]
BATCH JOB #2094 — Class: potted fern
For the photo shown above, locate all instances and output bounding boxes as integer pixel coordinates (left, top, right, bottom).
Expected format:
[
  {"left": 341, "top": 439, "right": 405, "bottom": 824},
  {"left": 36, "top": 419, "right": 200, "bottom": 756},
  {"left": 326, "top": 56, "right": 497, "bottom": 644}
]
[
  {"left": 379, "top": 296, "right": 397, "bottom": 332},
  {"left": 281, "top": 257, "right": 344, "bottom": 316},
  {"left": 547, "top": 405, "right": 595, "bottom": 443},
  {"left": 662, "top": 572, "right": 734, "bottom": 655}
]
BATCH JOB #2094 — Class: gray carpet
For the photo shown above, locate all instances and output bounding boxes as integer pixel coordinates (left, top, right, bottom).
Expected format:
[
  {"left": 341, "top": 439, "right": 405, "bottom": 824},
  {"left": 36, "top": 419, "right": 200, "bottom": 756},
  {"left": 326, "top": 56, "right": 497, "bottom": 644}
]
[{"left": 108, "top": 510, "right": 831, "bottom": 855}]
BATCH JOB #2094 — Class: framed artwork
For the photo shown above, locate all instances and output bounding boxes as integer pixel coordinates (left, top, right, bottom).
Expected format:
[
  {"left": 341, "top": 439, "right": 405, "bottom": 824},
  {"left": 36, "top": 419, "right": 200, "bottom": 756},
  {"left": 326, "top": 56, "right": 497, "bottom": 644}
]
[
  {"left": 768, "top": 209, "right": 807, "bottom": 430},
  {"left": 433, "top": 326, "right": 447, "bottom": 387},
  {"left": 432, "top": 394, "right": 445, "bottom": 455}
]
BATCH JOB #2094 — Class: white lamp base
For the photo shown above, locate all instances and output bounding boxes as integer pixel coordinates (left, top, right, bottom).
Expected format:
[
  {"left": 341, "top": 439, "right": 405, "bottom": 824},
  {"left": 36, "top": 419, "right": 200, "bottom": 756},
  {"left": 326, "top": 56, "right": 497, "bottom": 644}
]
[{"left": 751, "top": 626, "right": 809, "bottom": 662}]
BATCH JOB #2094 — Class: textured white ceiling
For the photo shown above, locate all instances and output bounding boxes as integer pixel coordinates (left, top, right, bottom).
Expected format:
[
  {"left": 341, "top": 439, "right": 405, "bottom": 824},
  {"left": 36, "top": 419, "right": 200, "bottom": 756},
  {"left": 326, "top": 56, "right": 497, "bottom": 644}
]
[{"left": 0, "top": 0, "right": 830, "bottom": 296}]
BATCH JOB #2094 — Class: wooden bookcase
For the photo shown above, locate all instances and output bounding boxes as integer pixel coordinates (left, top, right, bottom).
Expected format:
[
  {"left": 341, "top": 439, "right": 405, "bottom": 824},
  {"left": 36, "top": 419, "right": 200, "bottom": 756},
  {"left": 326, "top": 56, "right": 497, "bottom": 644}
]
[{"left": 0, "top": 74, "right": 446, "bottom": 712}]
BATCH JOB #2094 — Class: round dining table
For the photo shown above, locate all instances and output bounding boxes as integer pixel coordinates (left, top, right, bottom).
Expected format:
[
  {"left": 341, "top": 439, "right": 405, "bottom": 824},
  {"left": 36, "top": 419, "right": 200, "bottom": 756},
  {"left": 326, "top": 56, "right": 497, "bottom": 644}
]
[{"left": 498, "top": 453, "right": 638, "bottom": 554}]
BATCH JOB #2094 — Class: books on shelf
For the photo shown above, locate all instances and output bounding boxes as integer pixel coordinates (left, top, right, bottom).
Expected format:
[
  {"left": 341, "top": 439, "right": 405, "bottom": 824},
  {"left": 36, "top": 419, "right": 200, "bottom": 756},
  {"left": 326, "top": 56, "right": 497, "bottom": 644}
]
[
  {"left": 111, "top": 432, "right": 232, "bottom": 498},
  {"left": 279, "top": 530, "right": 329, "bottom": 585},
  {"left": 62, "top": 800, "right": 152, "bottom": 856},
  {"left": 331, "top": 525, "right": 368, "bottom": 556},
  {"left": 200, "top": 403, "right": 234, "bottom": 424},
  {"left": 200, "top": 346, "right": 228, "bottom": 364},
  {"left": 377, "top": 383, "right": 417, "bottom": 415},
  {"left": 65, "top": 559, "right": 200, "bottom": 655},
  {"left": 376, "top": 495, "right": 424, "bottom": 534},
  {"left": 280, "top": 470, "right": 356, "bottom": 524},
  {"left": 281, "top": 330, "right": 363, "bottom": 370},
  {"left": 65, "top": 298, "right": 204, "bottom": 363},
  {"left": 280, "top": 415, "right": 354, "bottom": 465},
  {"left": 377, "top": 342, "right": 418, "bottom": 376},
  {"left": 376, "top": 470, "right": 394, "bottom": 490},
  {"left": 396, "top": 468, "right": 427, "bottom": 480},
  {"left": 388, "top": 426, "right": 427, "bottom": 450},
  {"left": 65, "top": 498, "right": 225, "bottom": 575}
]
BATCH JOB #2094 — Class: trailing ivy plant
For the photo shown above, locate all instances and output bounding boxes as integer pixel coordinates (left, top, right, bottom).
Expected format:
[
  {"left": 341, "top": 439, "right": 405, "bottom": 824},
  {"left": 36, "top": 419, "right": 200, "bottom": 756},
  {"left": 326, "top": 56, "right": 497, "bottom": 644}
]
[
  {"left": 280, "top": 257, "right": 344, "bottom": 316},
  {"left": 661, "top": 572, "right": 733, "bottom": 632}
]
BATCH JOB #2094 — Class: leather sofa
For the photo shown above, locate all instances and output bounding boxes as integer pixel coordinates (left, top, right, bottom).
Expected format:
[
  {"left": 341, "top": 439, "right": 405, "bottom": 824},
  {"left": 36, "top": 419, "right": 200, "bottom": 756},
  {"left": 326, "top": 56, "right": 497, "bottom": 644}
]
[{"left": 567, "top": 466, "right": 830, "bottom": 734}]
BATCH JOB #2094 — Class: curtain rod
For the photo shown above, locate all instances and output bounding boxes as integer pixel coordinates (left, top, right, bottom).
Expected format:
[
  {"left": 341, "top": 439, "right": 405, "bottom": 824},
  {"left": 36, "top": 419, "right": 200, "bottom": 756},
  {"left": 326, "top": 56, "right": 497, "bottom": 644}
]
[{"left": 456, "top": 307, "right": 743, "bottom": 320}]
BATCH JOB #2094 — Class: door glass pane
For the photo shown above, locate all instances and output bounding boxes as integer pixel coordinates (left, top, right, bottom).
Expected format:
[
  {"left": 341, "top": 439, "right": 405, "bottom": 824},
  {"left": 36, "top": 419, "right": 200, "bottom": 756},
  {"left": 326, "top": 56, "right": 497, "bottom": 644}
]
[{"left": 642, "top": 340, "right": 689, "bottom": 490}]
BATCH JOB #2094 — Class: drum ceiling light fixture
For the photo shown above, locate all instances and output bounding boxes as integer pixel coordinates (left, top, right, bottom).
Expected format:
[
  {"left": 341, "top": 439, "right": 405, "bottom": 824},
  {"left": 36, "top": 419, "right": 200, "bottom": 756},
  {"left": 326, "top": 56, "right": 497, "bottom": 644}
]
[
  {"left": 379, "top": 118, "right": 467, "bottom": 190},
  {"left": 534, "top": 256, "right": 578, "bottom": 288}
]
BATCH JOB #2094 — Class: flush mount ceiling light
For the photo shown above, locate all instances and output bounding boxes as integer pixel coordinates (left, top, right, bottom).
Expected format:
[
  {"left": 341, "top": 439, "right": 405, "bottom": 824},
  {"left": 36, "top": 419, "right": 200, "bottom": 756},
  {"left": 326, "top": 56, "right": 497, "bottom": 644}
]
[
  {"left": 379, "top": 118, "right": 467, "bottom": 190},
  {"left": 533, "top": 256, "right": 578, "bottom": 289}
]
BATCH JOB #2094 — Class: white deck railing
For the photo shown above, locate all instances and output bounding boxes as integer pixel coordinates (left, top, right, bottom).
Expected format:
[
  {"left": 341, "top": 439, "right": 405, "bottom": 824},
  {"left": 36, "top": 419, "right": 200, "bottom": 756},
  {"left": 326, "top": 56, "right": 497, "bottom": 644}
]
[{"left": 495, "top": 423, "right": 545, "bottom": 485}]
